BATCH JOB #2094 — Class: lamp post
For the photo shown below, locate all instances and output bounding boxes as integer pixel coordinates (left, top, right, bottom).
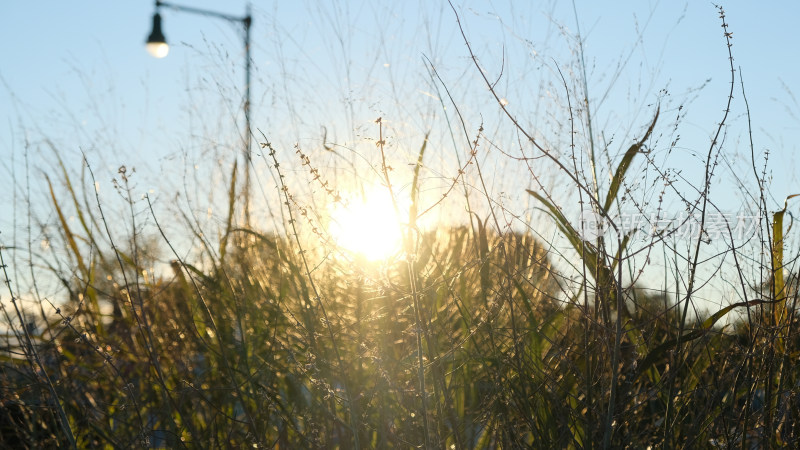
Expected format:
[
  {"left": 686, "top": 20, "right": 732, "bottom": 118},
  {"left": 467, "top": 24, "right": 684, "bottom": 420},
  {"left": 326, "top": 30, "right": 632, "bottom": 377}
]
[{"left": 146, "top": 0, "right": 253, "bottom": 223}]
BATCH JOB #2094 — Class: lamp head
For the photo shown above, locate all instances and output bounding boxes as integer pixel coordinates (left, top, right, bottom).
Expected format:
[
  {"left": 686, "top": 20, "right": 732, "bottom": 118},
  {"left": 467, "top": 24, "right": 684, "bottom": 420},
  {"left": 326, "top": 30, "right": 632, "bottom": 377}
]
[{"left": 146, "top": 13, "right": 169, "bottom": 58}]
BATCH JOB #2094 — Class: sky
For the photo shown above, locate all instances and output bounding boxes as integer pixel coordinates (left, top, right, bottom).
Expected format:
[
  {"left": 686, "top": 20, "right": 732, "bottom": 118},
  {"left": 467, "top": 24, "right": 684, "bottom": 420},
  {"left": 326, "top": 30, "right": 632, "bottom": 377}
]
[
  {"left": 1, "top": 1, "right": 797, "bottom": 196},
  {"left": 1, "top": 1, "right": 799, "bottom": 313}
]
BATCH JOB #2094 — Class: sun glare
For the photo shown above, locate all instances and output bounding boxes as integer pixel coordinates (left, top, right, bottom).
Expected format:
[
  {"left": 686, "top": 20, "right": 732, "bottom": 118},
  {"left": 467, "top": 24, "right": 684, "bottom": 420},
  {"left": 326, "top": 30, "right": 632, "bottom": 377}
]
[{"left": 329, "top": 186, "right": 404, "bottom": 261}]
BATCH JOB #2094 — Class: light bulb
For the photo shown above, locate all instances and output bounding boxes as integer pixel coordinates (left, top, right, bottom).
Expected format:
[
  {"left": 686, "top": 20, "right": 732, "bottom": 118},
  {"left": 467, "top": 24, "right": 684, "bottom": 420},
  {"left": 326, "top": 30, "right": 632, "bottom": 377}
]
[{"left": 146, "top": 42, "right": 169, "bottom": 58}]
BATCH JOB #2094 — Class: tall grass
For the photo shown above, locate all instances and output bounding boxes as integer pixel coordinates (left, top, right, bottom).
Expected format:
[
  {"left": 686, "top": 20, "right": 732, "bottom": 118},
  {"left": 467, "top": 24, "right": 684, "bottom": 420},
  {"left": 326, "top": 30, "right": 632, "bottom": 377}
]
[{"left": 2, "top": 3, "right": 799, "bottom": 449}]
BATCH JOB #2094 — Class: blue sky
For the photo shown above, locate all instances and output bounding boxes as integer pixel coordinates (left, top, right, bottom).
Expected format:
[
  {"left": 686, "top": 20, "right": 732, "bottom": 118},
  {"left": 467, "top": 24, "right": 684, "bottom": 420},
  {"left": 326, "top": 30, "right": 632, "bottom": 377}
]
[
  {"left": 1, "top": 1, "right": 799, "bottom": 309},
  {"left": 2, "top": 1, "right": 797, "bottom": 197}
]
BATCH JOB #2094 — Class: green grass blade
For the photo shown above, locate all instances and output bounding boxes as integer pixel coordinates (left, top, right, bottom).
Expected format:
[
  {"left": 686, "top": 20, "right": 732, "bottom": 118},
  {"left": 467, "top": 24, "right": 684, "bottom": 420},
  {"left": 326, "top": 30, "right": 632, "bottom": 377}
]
[
  {"left": 602, "top": 107, "right": 659, "bottom": 213},
  {"left": 219, "top": 159, "right": 239, "bottom": 262},
  {"left": 636, "top": 298, "right": 779, "bottom": 377},
  {"left": 409, "top": 132, "right": 429, "bottom": 229}
]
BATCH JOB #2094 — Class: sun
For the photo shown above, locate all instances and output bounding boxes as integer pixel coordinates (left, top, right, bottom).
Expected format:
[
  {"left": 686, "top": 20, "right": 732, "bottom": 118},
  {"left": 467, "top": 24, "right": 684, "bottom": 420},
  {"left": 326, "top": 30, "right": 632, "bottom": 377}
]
[{"left": 329, "top": 186, "right": 404, "bottom": 261}]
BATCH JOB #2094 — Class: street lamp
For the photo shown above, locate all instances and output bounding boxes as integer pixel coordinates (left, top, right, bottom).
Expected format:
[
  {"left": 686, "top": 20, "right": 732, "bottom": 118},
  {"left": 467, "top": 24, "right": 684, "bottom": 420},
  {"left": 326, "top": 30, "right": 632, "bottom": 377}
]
[
  {"left": 146, "top": 0, "right": 254, "bottom": 222},
  {"left": 145, "top": 13, "right": 169, "bottom": 58}
]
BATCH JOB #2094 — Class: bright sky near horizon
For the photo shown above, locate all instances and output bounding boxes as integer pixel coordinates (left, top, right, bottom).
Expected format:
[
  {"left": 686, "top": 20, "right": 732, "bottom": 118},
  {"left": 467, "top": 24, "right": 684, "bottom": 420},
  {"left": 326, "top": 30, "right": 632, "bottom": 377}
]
[{"left": 1, "top": 1, "right": 799, "bottom": 312}]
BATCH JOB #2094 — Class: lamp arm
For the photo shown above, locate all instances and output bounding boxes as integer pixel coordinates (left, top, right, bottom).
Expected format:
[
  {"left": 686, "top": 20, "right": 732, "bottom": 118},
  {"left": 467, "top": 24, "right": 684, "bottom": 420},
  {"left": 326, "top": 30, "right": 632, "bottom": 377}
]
[{"left": 156, "top": 0, "right": 250, "bottom": 25}]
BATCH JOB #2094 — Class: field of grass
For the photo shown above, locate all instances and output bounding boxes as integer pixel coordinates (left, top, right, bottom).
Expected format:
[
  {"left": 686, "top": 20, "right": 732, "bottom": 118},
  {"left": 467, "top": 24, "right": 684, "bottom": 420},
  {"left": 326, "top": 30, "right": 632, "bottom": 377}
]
[{"left": 2, "top": 4, "right": 799, "bottom": 449}]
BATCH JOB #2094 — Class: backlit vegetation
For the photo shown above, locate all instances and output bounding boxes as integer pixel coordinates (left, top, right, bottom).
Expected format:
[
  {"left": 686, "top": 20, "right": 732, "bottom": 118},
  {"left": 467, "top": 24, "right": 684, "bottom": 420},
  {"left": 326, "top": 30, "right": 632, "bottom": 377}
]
[{"left": 2, "top": 3, "right": 799, "bottom": 449}]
